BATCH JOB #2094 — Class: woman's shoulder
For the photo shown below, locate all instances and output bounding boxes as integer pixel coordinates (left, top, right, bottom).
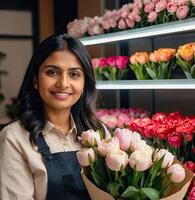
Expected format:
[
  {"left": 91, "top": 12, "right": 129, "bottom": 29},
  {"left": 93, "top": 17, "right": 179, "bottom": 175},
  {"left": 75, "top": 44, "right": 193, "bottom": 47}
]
[{"left": 0, "top": 120, "right": 28, "bottom": 142}]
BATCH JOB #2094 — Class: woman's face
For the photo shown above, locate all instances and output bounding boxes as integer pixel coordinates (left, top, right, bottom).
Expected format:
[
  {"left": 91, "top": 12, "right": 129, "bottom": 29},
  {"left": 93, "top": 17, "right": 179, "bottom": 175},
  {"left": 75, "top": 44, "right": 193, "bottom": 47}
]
[{"left": 37, "top": 48, "right": 85, "bottom": 114}]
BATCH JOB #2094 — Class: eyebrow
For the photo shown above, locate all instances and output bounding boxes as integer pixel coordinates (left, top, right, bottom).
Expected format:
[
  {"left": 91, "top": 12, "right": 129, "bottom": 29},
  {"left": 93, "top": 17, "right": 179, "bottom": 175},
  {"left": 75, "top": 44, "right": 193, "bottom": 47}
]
[{"left": 42, "top": 65, "right": 83, "bottom": 71}]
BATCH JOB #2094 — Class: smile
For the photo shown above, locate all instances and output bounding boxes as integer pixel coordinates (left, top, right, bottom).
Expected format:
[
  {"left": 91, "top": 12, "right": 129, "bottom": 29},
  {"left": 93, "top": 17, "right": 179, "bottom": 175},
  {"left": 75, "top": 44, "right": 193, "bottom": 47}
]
[{"left": 51, "top": 92, "right": 73, "bottom": 100}]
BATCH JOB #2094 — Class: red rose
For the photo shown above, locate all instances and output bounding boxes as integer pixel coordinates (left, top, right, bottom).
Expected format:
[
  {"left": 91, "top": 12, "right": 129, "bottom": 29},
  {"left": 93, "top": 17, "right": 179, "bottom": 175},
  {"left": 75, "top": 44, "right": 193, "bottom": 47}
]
[
  {"left": 184, "top": 161, "right": 195, "bottom": 173},
  {"left": 167, "top": 131, "right": 182, "bottom": 147}
]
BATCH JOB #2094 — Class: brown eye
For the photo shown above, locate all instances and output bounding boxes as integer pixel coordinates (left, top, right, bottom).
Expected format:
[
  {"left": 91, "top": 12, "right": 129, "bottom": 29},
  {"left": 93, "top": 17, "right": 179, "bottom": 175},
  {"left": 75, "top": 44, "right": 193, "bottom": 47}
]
[
  {"left": 46, "top": 69, "right": 59, "bottom": 76},
  {"left": 70, "top": 71, "right": 80, "bottom": 79}
]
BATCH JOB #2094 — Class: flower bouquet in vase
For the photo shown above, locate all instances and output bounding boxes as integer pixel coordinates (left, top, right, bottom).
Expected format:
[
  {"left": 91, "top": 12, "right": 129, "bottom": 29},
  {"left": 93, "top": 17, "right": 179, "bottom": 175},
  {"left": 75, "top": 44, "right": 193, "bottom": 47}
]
[
  {"left": 77, "top": 128, "right": 194, "bottom": 200},
  {"left": 176, "top": 43, "right": 195, "bottom": 79}
]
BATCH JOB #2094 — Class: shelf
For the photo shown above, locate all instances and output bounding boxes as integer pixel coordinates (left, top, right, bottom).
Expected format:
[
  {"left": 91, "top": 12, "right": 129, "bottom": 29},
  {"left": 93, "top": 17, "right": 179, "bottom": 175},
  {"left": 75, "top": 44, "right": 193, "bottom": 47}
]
[
  {"left": 96, "top": 79, "right": 195, "bottom": 89},
  {"left": 80, "top": 18, "right": 195, "bottom": 46}
]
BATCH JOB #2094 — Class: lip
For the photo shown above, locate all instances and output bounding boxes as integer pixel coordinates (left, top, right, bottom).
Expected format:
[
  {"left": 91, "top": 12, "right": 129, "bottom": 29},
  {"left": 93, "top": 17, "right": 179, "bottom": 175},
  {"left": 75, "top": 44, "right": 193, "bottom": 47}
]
[{"left": 51, "top": 91, "right": 73, "bottom": 100}]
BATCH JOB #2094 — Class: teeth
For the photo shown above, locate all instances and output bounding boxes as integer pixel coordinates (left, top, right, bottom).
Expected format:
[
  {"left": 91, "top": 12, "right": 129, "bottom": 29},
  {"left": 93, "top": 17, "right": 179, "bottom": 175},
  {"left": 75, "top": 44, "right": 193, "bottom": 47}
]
[{"left": 53, "top": 92, "right": 71, "bottom": 96}]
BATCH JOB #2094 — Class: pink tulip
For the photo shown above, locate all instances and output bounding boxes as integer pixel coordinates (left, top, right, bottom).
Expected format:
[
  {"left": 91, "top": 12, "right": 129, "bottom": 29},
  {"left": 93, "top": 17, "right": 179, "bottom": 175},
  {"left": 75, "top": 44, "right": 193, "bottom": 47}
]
[
  {"left": 167, "top": 164, "right": 185, "bottom": 183},
  {"left": 120, "top": 7, "right": 130, "bottom": 18},
  {"left": 153, "top": 149, "right": 175, "bottom": 168},
  {"left": 176, "top": 5, "right": 189, "bottom": 19},
  {"left": 148, "top": 11, "right": 158, "bottom": 22},
  {"left": 167, "top": 2, "right": 177, "bottom": 13},
  {"left": 81, "top": 129, "right": 101, "bottom": 146},
  {"left": 129, "top": 150, "right": 153, "bottom": 171},
  {"left": 114, "top": 128, "right": 134, "bottom": 151},
  {"left": 130, "top": 139, "right": 153, "bottom": 156},
  {"left": 101, "top": 20, "right": 111, "bottom": 30},
  {"left": 108, "top": 18, "right": 117, "bottom": 28},
  {"left": 134, "top": 0, "right": 143, "bottom": 9},
  {"left": 188, "top": 186, "right": 195, "bottom": 200},
  {"left": 106, "top": 150, "right": 129, "bottom": 171},
  {"left": 143, "top": 0, "right": 152, "bottom": 5},
  {"left": 178, "top": 0, "right": 190, "bottom": 5},
  {"left": 191, "top": 0, "right": 195, "bottom": 6},
  {"left": 98, "top": 137, "right": 120, "bottom": 156},
  {"left": 107, "top": 56, "right": 116, "bottom": 66},
  {"left": 76, "top": 148, "right": 95, "bottom": 166},
  {"left": 99, "top": 57, "right": 108, "bottom": 68},
  {"left": 116, "top": 56, "right": 129, "bottom": 69},
  {"left": 91, "top": 58, "right": 100, "bottom": 69},
  {"left": 100, "top": 114, "right": 118, "bottom": 129},
  {"left": 144, "top": 2, "right": 155, "bottom": 13}
]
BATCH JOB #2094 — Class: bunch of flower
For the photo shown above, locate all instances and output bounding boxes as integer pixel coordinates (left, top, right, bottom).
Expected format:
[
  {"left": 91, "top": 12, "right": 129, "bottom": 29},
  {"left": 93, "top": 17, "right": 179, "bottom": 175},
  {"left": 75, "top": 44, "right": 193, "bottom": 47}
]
[
  {"left": 96, "top": 108, "right": 149, "bottom": 130},
  {"left": 91, "top": 56, "right": 129, "bottom": 80},
  {"left": 76, "top": 128, "right": 190, "bottom": 200},
  {"left": 129, "top": 48, "right": 176, "bottom": 80},
  {"left": 67, "top": 0, "right": 195, "bottom": 38},
  {"left": 128, "top": 112, "right": 195, "bottom": 162},
  {"left": 176, "top": 42, "right": 195, "bottom": 78}
]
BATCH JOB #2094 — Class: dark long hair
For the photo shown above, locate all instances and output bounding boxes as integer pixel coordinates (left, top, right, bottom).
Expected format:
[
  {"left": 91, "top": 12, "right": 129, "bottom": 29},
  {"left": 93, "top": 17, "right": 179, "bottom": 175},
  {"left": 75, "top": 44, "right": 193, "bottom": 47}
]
[{"left": 16, "top": 33, "right": 104, "bottom": 144}]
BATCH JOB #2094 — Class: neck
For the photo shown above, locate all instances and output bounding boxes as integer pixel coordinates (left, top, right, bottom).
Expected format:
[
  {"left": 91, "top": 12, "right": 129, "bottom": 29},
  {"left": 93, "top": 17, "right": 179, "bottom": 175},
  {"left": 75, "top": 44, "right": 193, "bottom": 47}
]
[{"left": 45, "top": 108, "right": 71, "bottom": 134}]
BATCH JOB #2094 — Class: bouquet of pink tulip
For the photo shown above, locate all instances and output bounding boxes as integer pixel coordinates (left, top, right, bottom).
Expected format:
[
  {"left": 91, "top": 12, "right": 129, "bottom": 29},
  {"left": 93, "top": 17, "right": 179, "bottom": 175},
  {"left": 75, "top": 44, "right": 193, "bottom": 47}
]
[
  {"left": 176, "top": 42, "right": 195, "bottom": 79},
  {"left": 77, "top": 128, "right": 193, "bottom": 200},
  {"left": 92, "top": 56, "right": 129, "bottom": 80}
]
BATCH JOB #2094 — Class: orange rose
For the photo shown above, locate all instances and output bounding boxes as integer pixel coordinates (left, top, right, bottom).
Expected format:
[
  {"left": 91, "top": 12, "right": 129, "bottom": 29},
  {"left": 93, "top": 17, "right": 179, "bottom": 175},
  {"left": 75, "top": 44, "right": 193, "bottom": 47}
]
[
  {"left": 177, "top": 44, "right": 194, "bottom": 61},
  {"left": 135, "top": 52, "right": 149, "bottom": 64},
  {"left": 149, "top": 51, "right": 160, "bottom": 63},
  {"left": 157, "top": 48, "right": 176, "bottom": 62}
]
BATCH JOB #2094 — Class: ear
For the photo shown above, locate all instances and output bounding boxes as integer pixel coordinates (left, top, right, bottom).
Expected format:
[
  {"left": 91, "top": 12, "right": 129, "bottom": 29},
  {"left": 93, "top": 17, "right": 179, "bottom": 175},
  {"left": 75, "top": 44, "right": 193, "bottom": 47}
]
[{"left": 33, "top": 77, "right": 38, "bottom": 89}]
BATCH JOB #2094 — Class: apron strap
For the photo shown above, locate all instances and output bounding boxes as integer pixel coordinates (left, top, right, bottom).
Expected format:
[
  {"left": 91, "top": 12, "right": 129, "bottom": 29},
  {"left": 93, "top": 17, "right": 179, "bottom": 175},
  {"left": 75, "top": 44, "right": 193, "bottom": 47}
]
[{"left": 36, "top": 133, "right": 53, "bottom": 161}]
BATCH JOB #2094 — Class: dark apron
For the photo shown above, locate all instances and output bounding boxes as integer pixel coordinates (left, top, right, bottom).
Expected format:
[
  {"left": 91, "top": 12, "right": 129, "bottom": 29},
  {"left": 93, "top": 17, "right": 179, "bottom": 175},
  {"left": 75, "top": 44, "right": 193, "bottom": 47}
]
[{"left": 36, "top": 133, "right": 90, "bottom": 200}]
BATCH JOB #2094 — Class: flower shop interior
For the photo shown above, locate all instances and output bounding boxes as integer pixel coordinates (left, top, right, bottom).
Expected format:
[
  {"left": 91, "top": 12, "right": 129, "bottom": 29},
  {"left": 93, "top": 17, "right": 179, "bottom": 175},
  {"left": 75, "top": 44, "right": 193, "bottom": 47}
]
[{"left": 0, "top": 0, "right": 195, "bottom": 199}]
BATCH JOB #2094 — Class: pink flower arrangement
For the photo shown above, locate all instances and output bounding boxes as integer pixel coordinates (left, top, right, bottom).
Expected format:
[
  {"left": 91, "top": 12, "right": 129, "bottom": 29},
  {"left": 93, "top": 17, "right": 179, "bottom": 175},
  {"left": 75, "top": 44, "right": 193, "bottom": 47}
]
[
  {"left": 76, "top": 128, "right": 191, "bottom": 199},
  {"left": 128, "top": 111, "right": 195, "bottom": 163},
  {"left": 67, "top": 0, "right": 195, "bottom": 38},
  {"left": 91, "top": 56, "right": 129, "bottom": 80}
]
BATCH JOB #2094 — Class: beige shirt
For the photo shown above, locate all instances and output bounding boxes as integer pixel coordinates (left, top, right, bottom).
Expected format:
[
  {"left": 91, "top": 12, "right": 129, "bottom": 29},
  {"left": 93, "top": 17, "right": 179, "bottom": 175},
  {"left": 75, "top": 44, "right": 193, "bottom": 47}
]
[{"left": 0, "top": 117, "right": 83, "bottom": 200}]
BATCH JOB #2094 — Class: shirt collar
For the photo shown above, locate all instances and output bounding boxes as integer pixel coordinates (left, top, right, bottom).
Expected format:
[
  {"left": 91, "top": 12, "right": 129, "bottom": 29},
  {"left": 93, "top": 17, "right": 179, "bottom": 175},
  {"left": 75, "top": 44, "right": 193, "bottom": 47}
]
[{"left": 42, "top": 114, "right": 77, "bottom": 136}]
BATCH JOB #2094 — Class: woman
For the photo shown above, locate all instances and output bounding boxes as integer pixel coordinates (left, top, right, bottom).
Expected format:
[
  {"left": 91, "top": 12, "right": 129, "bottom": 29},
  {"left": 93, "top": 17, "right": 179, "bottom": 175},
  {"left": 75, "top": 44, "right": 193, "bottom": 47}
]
[{"left": 0, "top": 34, "right": 107, "bottom": 200}]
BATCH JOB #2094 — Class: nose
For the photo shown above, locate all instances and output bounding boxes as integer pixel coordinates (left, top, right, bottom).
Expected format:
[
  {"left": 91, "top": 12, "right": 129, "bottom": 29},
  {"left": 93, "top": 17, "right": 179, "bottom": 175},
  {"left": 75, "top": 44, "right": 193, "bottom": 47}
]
[{"left": 56, "top": 73, "right": 70, "bottom": 89}]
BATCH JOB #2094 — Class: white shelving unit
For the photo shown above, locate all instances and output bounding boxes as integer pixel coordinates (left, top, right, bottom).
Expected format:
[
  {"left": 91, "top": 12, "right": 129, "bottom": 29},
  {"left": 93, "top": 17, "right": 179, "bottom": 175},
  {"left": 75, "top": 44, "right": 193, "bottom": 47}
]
[{"left": 80, "top": 18, "right": 195, "bottom": 90}]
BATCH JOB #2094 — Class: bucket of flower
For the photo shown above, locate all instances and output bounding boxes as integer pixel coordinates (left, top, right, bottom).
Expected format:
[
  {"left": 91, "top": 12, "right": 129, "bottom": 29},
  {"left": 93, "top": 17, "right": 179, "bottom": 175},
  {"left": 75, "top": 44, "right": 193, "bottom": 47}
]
[{"left": 77, "top": 128, "right": 194, "bottom": 200}]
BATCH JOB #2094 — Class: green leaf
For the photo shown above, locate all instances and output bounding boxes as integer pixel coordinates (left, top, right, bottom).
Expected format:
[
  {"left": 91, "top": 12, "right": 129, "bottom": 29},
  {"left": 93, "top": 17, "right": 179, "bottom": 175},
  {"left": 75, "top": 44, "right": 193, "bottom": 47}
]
[
  {"left": 190, "top": 64, "right": 195, "bottom": 78},
  {"left": 95, "top": 155, "right": 108, "bottom": 182},
  {"left": 140, "top": 188, "right": 160, "bottom": 200},
  {"left": 107, "top": 182, "right": 123, "bottom": 198},
  {"left": 146, "top": 67, "right": 157, "bottom": 79},
  {"left": 121, "top": 186, "right": 140, "bottom": 200}
]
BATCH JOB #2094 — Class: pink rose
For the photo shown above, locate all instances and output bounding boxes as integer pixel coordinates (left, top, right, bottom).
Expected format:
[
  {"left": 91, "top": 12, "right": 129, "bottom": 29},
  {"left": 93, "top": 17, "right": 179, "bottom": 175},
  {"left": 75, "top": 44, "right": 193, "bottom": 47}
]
[
  {"left": 114, "top": 128, "right": 134, "bottom": 151},
  {"left": 118, "top": 19, "right": 127, "bottom": 30},
  {"left": 176, "top": 5, "right": 189, "bottom": 19},
  {"left": 106, "top": 150, "right": 129, "bottom": 171},
  {"left": 81, "top": 129, "right": 101, "bottom": 146},
  {"left": 188, "top": 186, "right": 195, "bottom": 200},
  {"left": 167, "top": 2, "right": 177, "bottom": 13},
  {"left": 144, "top": 2, "right": 155, "bottom": 13},
  {"left": 98, "top": 137, "right": 120, "bottom": 156},
  {"left": 167, "top": 132, "right": 182, "bottom": 147},
  {"left": 76, "top": 148, "right": 95, "bottom": 166},
  {"left": 167, "top": 163, "right": 185, "bottom": 183},
  {"left": 153, "top": 149, "right": 175, "bottom": 168},
  {"left": 148, "top": 11, "right": 158, "bottom": 22},
  {"left": 125, "top": 19, "right": 135, "bottom": 28},
  {"left": 155, "top": 0, "right": 167, "bottom": 13},
  {"left": 129, "top": 150, "right": 152, "bottom": 171}
]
